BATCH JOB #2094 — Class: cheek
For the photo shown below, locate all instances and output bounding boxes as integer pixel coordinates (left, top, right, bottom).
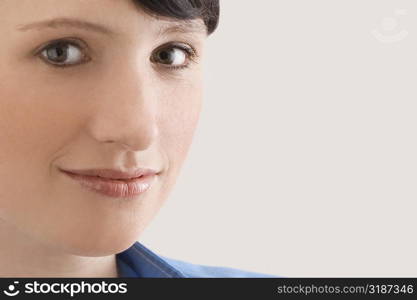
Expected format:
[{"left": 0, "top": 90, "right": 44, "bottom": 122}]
[
  {"left": 0, "top": 73, "right": 83, "bottom": 218},
  {"left": 159, "top": 81, "right": 203, "bottom": 167},
  {"left": 0, "top": 76, "right": 82, "bottom": 168},
  {"left": 153, "top": 80, "right": 203, "bottom": 207}
]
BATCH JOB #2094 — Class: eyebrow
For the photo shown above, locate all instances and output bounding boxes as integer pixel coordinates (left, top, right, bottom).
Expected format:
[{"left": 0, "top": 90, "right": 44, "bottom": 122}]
[
  {"left": 16, "top": 17, "right": 207, "bottom": 37},
  {"left": 16, "top": 17, "right": 116, "bottom": 36},
  {"left": 157, "top": 21, "right": 207, "bottom": 37}
]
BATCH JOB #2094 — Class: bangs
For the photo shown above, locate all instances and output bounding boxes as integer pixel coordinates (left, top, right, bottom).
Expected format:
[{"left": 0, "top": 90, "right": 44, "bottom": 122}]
[{"left": 132, "top": 0, "right": 220, "bottom": 35}]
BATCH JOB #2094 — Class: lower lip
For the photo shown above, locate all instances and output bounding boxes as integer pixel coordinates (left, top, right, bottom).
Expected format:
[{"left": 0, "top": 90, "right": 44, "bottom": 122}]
[{"left": 61, "top": 170, "right": 156, "bottom": 198}]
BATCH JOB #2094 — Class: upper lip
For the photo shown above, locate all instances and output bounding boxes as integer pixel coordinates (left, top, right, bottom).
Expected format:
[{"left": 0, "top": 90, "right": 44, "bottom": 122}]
[{"left": 59, "top": 168, "right": 159, "bottom": 180}]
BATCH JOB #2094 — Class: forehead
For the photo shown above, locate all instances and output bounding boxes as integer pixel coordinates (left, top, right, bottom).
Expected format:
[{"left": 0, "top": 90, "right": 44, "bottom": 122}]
[
  {"left": 3, "top": 0, "right": 207, "bottom": 38},
  {"left": 16, "top": 17, "right": 207, "bottom": 38}
]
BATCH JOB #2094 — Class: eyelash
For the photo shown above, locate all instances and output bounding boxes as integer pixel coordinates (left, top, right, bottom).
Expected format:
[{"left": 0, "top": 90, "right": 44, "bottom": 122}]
[
  {"left": 35, "top": 38, "right": 198, "bottom": 71},
  {"left": 151, "top": 42, "right": 198, "bottom": 71}
]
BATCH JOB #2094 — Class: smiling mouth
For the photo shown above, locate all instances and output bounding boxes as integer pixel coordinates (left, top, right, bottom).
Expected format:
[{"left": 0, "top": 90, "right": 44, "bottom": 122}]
[
  {"left": 60, "top": 170, "right": 157, "bottom": 198},
  {"left": 80, "top": 174, "right": 143, "bottom": 181}
]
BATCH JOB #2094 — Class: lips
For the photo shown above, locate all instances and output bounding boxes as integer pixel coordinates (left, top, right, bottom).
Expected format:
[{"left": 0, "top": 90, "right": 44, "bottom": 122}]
[
  {"left": 59, "top": 168, "right": 159, "bottom": 198},
  {"left": 60, "top": 168, "right": 158, "bottom": 180}
]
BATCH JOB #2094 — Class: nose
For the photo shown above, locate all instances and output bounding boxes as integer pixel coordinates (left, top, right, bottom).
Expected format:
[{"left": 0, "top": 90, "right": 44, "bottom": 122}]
[{"left": 85, "top": 66, "right": 159, "bottom": 152}]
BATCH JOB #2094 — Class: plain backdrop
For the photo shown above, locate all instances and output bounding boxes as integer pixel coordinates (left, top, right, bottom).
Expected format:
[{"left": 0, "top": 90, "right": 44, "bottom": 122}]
[{"left": 139, "top": 0, "right": 417, "bottom": 277}]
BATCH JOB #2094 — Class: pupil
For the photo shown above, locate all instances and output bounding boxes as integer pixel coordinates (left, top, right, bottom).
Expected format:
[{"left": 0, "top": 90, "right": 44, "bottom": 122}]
[
  {"left": 48, "top": 43, "right": 67, "bottom": 62},
  {"left": 159, "top": 50, "right": 173, "bottom": 63}
]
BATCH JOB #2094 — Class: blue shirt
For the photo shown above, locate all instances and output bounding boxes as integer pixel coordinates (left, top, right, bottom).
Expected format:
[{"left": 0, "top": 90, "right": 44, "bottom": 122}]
[{"left": 116, "top": 241, "right": 278, "bottom": 278}]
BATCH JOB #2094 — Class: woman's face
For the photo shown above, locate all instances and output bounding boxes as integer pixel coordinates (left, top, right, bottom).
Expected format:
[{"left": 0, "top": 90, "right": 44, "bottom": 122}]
[{"left": 0, "top": 0, "right": 206, "bottom": 256}]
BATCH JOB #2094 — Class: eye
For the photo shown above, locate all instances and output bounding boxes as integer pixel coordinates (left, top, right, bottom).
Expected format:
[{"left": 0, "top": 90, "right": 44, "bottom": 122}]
[
  {"left": 37, "top": 39, "right": 90, "bottom": 68},
  {"left": 151, "top": 43, "right": 197, "bottom": 70}
]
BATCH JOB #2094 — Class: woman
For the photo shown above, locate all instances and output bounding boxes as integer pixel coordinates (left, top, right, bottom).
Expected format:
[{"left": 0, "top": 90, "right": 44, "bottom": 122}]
[{"left": 0, "top": 0, "right": 275, "bottom": 277}]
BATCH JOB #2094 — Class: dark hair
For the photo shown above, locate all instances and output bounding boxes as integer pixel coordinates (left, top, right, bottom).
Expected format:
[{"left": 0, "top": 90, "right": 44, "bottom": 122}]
[{"left": 132, "top": 0, "right": 220, "bottom": 35}]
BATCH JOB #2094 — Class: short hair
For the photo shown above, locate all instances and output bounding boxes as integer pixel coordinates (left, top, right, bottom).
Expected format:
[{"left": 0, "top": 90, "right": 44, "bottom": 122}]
[{"left": 132, "top": 0, "right": 220, "bottom": 35}]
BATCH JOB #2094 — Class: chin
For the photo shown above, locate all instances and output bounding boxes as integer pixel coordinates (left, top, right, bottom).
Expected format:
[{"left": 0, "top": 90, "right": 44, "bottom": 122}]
[{"left": 51, "top": 232, "right": 141, "bottom": 257}]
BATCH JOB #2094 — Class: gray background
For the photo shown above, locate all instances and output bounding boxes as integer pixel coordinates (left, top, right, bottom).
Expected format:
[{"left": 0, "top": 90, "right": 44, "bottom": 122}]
[{"left": 140, "top": 0, "right": 417, "bottom": 277}]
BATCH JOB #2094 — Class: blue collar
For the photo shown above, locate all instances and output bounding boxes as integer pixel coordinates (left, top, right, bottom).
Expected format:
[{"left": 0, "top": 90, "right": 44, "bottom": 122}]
[{"left": 116, "top": 241, "right": 185, "bottom": 278}]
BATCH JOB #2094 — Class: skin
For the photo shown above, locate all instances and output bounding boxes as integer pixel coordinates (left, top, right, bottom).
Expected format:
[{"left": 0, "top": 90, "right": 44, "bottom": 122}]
[{"left": 0, "top": 0, "right": 207, "bottom": 277}]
